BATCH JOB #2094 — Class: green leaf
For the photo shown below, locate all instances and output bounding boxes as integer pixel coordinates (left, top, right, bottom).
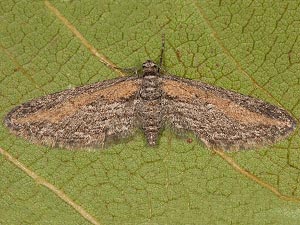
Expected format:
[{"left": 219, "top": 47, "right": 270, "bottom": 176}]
[{"left": 1, "top": 0, "right": 300, "bottom": 224}]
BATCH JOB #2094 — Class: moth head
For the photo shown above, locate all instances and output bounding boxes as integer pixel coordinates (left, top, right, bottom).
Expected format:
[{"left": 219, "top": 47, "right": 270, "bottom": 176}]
[{"left": 142, "top": 60, "right": 159, "bottom": 74}]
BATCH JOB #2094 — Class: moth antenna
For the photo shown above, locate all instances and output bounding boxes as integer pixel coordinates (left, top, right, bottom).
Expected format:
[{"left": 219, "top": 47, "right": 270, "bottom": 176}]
[{"left": 158, "top": 33, "right": 165, "bottom": 72}]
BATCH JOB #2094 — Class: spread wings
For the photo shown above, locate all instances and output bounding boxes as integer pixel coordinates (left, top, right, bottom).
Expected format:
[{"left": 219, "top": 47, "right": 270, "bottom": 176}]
[
  {"left": 5, "top": 72, "right": 296, "bottom": 151},
  {"left": 5, "top": 76, "right": 142, "bottom": 149},
  {"left": 162, "top": 76, "right": 296, "bottom": 150}
]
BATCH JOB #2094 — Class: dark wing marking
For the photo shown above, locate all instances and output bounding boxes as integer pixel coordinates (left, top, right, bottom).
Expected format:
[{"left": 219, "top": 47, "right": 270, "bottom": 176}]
[
  {"left": 162, "top": 75, "right": 296, "bottom": 150},
  {"left": 5, "top": 76, "right": 142, "bottom": 149}
]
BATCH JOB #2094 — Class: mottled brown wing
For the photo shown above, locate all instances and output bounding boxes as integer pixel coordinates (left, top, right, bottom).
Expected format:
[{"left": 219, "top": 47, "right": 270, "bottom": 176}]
[
  {"left": 5, "top": 76, "right": 142, "bottom": 149},
  {"left": 162, "top": 75, "right": 296, "bottom": 150}
]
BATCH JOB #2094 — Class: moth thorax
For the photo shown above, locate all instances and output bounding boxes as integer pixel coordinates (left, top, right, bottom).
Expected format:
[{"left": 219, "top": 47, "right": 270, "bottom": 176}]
[{"left": 140, "top": 75, "right": 162, "bottom": 100}]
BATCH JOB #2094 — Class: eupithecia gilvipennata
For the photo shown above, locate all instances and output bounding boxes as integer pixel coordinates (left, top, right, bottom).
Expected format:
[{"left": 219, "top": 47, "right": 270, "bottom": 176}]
[{"left": 4, "top": 38, "right": 297, "bottom": 151}]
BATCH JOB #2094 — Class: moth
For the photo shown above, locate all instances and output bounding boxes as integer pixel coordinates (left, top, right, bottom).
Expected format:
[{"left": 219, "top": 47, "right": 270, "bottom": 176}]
[{"left": 4, "top": 46, "right": 296, "bottom": 151}]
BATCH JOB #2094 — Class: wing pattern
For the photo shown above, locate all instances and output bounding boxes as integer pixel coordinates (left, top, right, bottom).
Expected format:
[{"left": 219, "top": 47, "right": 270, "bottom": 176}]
[
  {"left": 5, "top": 76, "right": 141, "bottom": 149},
  {"left": 162, "top": 76, "right": 296, "bottom": 150}
]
